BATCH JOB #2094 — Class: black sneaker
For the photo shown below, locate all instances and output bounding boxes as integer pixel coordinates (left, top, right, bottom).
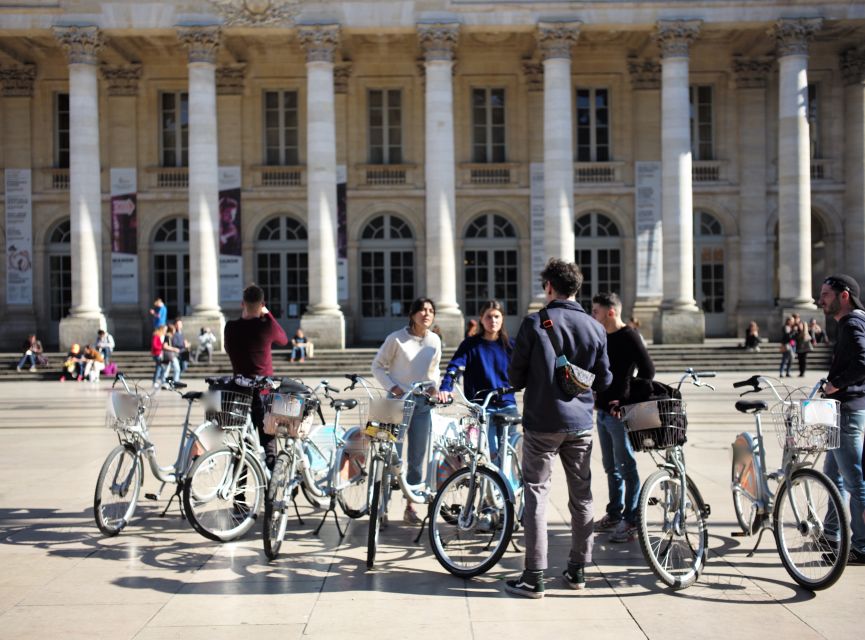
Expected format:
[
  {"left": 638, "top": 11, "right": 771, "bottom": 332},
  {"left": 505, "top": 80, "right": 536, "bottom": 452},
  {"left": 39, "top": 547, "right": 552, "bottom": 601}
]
[
  {"left": 505, "top": 571, "right": 545, "bottom": 599},
  {"left": 848, "top": 549, "right": 865, "bottom": 565},
  {"left": 563, "top": 564, "right": 586, "bottom": 590}
]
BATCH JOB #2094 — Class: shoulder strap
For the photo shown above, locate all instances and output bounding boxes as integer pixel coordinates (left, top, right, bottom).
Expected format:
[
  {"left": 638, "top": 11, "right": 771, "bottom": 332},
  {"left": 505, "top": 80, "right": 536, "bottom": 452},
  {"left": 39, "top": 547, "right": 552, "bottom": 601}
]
[{"left": 539, "top": 308, "right": 565, "bottom": 359}]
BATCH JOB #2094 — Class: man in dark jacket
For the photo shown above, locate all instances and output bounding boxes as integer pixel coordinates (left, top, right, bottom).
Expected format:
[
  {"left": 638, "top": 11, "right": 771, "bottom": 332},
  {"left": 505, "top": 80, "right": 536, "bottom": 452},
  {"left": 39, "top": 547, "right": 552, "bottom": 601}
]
[
  {"left": 505, "top": 259, "right": 612, "bottom": 598},
  {"left": 818, "top": 274, "right": 865, "bottom": 564}
]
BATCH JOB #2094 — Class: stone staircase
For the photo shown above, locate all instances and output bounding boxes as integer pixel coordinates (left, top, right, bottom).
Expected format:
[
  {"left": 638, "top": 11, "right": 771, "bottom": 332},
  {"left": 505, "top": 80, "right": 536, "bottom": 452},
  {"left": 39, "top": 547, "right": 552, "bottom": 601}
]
[{"left": 0, "top": 339, "right": 833, "bottom": 382}]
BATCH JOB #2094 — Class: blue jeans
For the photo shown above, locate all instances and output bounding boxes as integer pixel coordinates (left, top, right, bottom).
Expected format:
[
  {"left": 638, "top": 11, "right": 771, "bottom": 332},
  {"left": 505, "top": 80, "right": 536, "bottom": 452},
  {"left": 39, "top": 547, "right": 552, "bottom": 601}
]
[
  {"left": 152, "top": 356, "right": 164, "bottom": 383},
  {"left": 487, "top": 404, "right": 519, "bottom": 463},
  {"left": 779, "top": 349, "right": 793, "bottom": 376},
  {"left": 162, "top": 357, "right": 181, "bottom": 382},
  {"left": 17, "top": 353, "right": 36, "bottom": 369},
  {"left": 100, "top": 347, "right": 112, "bottom": 363},
  {"left": 400, "top": 401, "right": 431, "bottom": 486},
  {"left": 597, "top": 410, "right": 640, "bottom": 524},
  {"left": 291, "top": 346, "right": 306, "bottom": 361},
  {"left": 823, "top": 408, "right": 865, "bottom": 554}
]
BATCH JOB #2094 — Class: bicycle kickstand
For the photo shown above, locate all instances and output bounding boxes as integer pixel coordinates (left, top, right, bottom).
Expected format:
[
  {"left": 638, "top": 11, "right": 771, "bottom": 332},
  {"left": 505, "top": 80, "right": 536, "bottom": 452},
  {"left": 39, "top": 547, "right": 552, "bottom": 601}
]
[
  {"left": 159, "top": 484, "right": 183, "bottom": 518},
  {"left": 746, "top": 526, "right": 770, "bottom": 558},
  {"left": 291, "top": 496, "right": 305, "bottom": 526},
  {"left": 314, "top": 496, "right": 346, "bottom": 538},
  {"left": 413, "top": 512, "right": 430, "bottom": 544},
  {"left": 510, "top": 536, "right": 523, "bottom": 553}
]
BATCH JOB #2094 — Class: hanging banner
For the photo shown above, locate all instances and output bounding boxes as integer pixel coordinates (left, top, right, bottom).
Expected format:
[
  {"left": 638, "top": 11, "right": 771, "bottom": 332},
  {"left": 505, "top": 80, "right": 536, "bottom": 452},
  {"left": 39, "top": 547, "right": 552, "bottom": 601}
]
[
  {"left": 110, "top": 168, "right": 139, "bottom": 304},
  {"left": 337, "top": 164, "right": 349, "bottom": 301},
  {"left": 5, "top": 169, "right": 33, "bottom": 305},
  {"left": 219, "top": 166, "right": 243, "bottom": 303},
  {"left": 529, "top": 163, "right": 546, "bottom": 296},
  {"left": 635, "top": 161, "right": 663, "bottom": 298}
]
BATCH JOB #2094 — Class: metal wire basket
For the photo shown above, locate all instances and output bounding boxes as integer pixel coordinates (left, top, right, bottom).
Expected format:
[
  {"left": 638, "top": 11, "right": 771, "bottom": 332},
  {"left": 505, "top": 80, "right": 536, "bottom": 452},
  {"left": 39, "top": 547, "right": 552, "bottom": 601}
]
[
  {"left": 359, "top": 395, "right": 416, "bottom": 443},
  {"left": 105, "top": 389, "right": 155, "bottom": 432},
  {"left": 620, "top": 398, "right": 687, "bottom": 452},
  {"left": 262, "top": 391, "right": 316, "bottom": 438},
  {"left": 769, "top": 398, "right": 841, "bottom": 453},
  {"left": 204, "top": 389, "right": 253, "bottom": 430}
]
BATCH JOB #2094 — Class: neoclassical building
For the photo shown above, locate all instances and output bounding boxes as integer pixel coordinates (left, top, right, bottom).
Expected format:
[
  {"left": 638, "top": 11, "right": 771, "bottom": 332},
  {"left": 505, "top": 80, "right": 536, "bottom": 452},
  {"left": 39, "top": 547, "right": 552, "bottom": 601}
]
[{"left": 0, "top": 1, "right": 864, "bottom": 349}]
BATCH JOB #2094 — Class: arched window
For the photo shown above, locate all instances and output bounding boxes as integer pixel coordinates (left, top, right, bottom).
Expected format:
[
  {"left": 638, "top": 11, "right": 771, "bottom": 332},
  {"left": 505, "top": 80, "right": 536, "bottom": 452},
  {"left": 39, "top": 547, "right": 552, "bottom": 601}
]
[
  {"left": 574, "top": 212, "right": 622, "bottom": 311},
  {"left": 463, "top": 213, "right": 519, "bottom": 317},
  {"left": 359, "top": 214, "right": 415, "bottom": 339},
  {"left": 47, "top": 219, "right": 71, "bottom": 322},
  {"left": 255, "top": 216, "right": 309, "bottom": 328},
  {"left": 152, "top": 217, "right": 189, "bottom": 318}
]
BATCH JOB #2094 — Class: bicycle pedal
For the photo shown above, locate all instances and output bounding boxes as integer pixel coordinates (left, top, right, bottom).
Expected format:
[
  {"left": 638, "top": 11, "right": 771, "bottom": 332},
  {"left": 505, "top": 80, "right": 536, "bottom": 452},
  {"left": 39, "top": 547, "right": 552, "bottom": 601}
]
[
  {"left": 701, "top": 504, "right": 711, "bottom": 518},
  {"left": 731, "top": 531, "right": 748, "bottom": 537},
  {"left": 144, "top": 493, "right": 159, "bottom": 501}
]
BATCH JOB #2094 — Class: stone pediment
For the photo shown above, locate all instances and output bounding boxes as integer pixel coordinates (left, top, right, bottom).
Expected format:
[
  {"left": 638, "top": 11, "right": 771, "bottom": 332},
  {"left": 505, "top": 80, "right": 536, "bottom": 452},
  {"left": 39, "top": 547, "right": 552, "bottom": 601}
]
[{"left": 209, "top": 0, "right": 299, "bottom": 27}]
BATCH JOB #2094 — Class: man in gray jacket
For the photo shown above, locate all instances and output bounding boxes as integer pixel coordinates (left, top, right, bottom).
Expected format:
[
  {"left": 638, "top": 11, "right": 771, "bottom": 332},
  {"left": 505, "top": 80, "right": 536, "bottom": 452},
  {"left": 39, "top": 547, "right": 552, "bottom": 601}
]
[{"left": 505, "top": 258, "right": 612, "bottom": 598}]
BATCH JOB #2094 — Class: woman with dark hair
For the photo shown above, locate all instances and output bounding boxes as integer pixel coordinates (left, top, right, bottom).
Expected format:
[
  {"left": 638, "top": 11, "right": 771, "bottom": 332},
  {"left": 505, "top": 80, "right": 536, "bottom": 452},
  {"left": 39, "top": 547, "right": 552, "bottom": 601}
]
[
  {"left": 438, "top": 300, "right": 517, "bottom": 461},
  {"left": 372, "top": 297, "right": 442, "bottom": 524}
]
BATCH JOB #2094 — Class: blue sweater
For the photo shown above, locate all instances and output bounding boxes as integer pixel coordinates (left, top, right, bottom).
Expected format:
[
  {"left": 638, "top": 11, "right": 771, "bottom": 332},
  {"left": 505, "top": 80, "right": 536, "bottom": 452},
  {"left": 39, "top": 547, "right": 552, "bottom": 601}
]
[{"left": 439, "top": 335, "right": 516, "bottom": 408}]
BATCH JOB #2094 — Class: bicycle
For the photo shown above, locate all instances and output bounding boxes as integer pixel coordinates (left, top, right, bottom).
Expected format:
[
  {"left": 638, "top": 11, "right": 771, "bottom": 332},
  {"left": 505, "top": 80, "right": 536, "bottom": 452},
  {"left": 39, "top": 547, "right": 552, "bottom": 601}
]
[
  {"left": 181, "top": 374, "right": 280, "bottom": 542},
  {"left": 730, "top": 375, "right": 848, "bottom": 590},
  {"left": 94, "top": 372, "right": 214, "bottom": 535},
  {"left": 428, "top": 385, "right": 521, "bottom": 577},
  {"left": 619, "top": 368, "right": 715, "bottom": 590}
]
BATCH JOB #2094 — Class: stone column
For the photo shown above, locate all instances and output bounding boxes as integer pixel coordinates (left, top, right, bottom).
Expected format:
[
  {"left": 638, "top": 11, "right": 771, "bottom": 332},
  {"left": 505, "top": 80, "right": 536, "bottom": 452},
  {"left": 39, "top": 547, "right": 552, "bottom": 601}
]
[
  {"left": 54, "top": 26, "right": 108, "bottom": 349},
  {"left": 841, "top": 48, "right": 865, "bottom": 285},
  {"left": 418, "top": 22, "right": 463, "bottom": 346},
  {"left": 654, "top": 20, "right": 704, "bottom": 344},
  {"left": 178, "top": 26, "right": 225, "bottom": 345},
  {"left": 733, "top": 57, "right": 774, "bottom": 334},
  {"left": 299, "top": 24, "right": 345, "bottom": 348},
  {"left": 537, "top": 21, "right": 580, "bottom": 267},
  {"left": 773, "top": 18, "right": 822, "bottom": 313}
]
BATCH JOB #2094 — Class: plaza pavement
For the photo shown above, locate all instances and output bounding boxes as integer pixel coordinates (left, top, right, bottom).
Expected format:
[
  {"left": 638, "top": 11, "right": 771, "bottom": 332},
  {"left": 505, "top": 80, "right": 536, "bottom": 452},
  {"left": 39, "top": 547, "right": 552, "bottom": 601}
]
[{"left": 0, "top": 370, "right": 861, "bottom": 640}]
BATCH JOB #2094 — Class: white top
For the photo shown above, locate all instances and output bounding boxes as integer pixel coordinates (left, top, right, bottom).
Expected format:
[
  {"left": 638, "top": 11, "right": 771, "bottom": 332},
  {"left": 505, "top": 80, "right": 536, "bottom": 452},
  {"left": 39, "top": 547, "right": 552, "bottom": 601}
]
[{"left": 372, "top": 327, "right": 442, "bottom": 393}]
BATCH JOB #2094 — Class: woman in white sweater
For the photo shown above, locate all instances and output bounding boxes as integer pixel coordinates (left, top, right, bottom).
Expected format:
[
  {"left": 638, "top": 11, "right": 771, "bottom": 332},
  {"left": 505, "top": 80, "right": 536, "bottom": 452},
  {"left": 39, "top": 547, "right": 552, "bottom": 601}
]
[{"left": 371, "top": 297, "right": 442, "bottom": 524}]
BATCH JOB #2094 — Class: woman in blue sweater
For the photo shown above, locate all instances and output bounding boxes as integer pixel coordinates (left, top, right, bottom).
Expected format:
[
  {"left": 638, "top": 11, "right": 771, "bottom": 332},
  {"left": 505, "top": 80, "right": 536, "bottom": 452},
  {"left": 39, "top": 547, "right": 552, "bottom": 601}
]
[{"left": 438, "top": 300, "right": 517, "bottom": 461}]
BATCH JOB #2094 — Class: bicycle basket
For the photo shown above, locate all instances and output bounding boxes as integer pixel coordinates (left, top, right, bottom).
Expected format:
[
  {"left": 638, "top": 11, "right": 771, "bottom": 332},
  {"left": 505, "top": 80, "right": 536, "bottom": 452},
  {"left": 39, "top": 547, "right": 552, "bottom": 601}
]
[
  {"left": 106, "top": 390, "right": 153, "bottom": 432},
  {"left": 620, "top": 398, "right": 687, "bottom": 452},
  {"left": 360, "top": 396, "right": 416, "bottom": 443},
  {"left": 770, "top": 398, "right": 840, "bottom": 453},
  {"left": 204, "top": 382, "right": 253, "bottom": 430},
  {"left": 263, "top": 391, "right": 317, "bottom": 438}
]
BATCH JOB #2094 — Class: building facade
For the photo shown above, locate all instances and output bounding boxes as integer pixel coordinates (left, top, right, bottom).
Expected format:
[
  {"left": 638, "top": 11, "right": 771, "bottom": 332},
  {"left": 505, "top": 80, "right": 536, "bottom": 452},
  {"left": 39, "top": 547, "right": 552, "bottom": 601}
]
[{"left": 0, "top": 1, "right": 864, "bottom": 349}]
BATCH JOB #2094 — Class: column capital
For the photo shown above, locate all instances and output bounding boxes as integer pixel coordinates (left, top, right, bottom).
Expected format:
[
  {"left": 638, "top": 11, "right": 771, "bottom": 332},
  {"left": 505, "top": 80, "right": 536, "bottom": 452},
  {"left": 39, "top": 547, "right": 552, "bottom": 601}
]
[
  {"left": 53, "top": 25, "right": 104, "bottom": 65},
  {"left": 417, "top": 22, "right": 459, "bottom": 63},
  {"left": 732, "top": 56, "right": 773, "bottom": 89},
  {"left": 522, "top": 59, "right": 544, "bottom": 91},
  {"left": 0, "top": 64, "right": 36, "bottom": 97},
  {"left": 334, "top": 62, "right": 352, "bottom": 94},
  {"left": 217, "top": 64, "right": 246, "bottom": 95},
  {"left": 771, "top": 18, "right": 822, "bottom": 58},
  {"left": 177, "top": 25, "right": 221, "bottom": 64},
  {"left": 298, "top": 23, "right": 340, "bottom": 64},
  {"left": 655, "top": 20, "right": 701, "bottom": 59},
  {"left": 627, "top": 57, "right": 661, "bottom": 90},
  {"left": 101, "top": 64, "right": 142, "bottom": 96},
  {"left": 840, "top": 48, "right": 865, "bottom": 86},
  {"left": 536, "top": 21, "right": 581, "bottom": 61}
]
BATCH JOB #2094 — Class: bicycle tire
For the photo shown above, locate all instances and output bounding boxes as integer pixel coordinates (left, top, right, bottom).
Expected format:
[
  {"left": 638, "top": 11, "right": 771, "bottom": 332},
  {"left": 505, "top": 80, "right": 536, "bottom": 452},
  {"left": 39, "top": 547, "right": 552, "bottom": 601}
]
[
  {"left": 429, "top": 465, "right": 514, "bottom": 578},
  {"left": 773, "top": 467, "right": 849, "bottom": 591},
  {"left": 336, "top": 439, "right": 370, "bottom": 519},
  {"left": 94, "top": 444, "right": 143, "bottom": 536},
  {"left": 263, "top": 453, "right": 292, "bottom": 561},
  {"left": 366, "top": 472, "right": 384, "bottom": 569},
  {"left": 183, "top": 447, "right": 266, "bottom": 542},
  {"left": 508, "top": 432, "right": 525, "bottom": 529},
  {"left": 731, "top": 444, "right": 759, "bottom": 535},
  {"left": 637, "top": 469, "right": 708, "bottom": 590}
]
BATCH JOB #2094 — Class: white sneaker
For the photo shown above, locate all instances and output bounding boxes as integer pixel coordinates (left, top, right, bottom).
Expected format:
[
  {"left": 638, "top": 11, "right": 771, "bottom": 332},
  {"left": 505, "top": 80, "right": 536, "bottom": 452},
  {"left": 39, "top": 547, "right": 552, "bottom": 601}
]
[{"left": 610, "top": 520, "right": 638, "bottom": 543}]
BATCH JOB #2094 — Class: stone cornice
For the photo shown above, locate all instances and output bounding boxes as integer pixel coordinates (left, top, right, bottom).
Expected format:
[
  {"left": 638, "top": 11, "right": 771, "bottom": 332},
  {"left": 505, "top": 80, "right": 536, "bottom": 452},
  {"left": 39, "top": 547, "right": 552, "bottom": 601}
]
[
  {"left": 417, "top": 23, "right": 459, "bottom": 63},
  {"left": 522, "top": 59, "right": 543, "bottom": 91},
  {"left": 208, "top": 0, "right": 299, "bottom": 27},
  {"left": 840, "top": 48, "right": 865, "bottom": 86},
  {"left": 177, "top": 25, "right": 221, "bottom": 65},
  {"left": 298, "top": 24, "right": 341, "bottom": 64},
  {"left": 53, "top": 25, "right": 104, "bottom": 66},
  {"left": 627, "top": 57, "right": 661, "bottom": 90},
  {"left": 655, "top": 20, "right": 701, "bottom": 59},
  {"left": 772, "top": 18, "right": 823, "bottom": 58},
  {"left": 732, "top": 56, "right": 773, "bottom": 89},
  {"left": 102, "top": 64, "right": 142, "bottom": 96},
  {"left": 0, "top": 64, "right": 36, "bottom": 97},
  {"left": 536, "top": 21, "right": 581, "bottom": 61},
  {"left": 334, "top": 62, "right": 352, "bottom": 94},
  {"left": 217, "top": 64, "right": 246, "bottom": 95}
]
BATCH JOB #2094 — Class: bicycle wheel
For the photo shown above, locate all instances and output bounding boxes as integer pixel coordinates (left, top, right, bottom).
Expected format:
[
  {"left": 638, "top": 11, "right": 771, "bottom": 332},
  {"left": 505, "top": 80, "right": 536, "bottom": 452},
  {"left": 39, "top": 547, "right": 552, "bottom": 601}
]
[
  {"left": 336, "top": 434, "right": 369, "bottom": 518},
  {"left": 263, "top": 452, "right": 293, "bottom": 560},
  {"left": 508, "top": 432, "right": 525, "bottom": 528},
  {"left": 429, "top": 465, "right": 514, "bottom": 578},
  {"left": 183, "top": 447, "right": 266, "bottom": 542},
  {"left": 637, "top": 469, "right": 708, "bottom": 590},
  {"left": 731, "top": 444, "right": 759, "bottom": 535},
  {"left": 773, "top": 467, "right": 849, "bottom": 590},
  {"left": 366, "top": 466, "right": 384, "bottom": 570},
  {"left": 94, "top": 445, "right": 143, "bottom": 536}
]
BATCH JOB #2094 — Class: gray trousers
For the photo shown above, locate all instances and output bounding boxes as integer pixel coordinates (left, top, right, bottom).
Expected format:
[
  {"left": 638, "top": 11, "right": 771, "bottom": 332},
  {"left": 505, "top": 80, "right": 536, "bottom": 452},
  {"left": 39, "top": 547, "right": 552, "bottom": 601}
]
[{"left": 522, "top": 429, "right": 594, "bottom": 571}]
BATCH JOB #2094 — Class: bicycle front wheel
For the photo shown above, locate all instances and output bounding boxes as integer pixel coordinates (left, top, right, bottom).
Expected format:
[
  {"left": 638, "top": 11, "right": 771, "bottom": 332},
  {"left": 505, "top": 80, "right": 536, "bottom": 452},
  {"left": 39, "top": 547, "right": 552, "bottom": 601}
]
[
  {"left": 263, "top": 452, "right": 294, "bottom": 560},
  {"left": 336, "top": 435, "right": 369, "bottom": 518},
  {"left": 429, "top": 465, "right": 514, "bottom": 578},
  {"left": 637, "top": 469, "right": 708, "bottom": 590},
  {"left": 773, "top": 467, "right": 849, "bottom": 590},
  {"left": 183, "top": 447, "right": 266, "bottom": 542},
  {"left": 731, "top": 443, "right": 759, "bottom": 535},
  {"left": 94, "top": 445, "right": 142, "bottom": 536}
]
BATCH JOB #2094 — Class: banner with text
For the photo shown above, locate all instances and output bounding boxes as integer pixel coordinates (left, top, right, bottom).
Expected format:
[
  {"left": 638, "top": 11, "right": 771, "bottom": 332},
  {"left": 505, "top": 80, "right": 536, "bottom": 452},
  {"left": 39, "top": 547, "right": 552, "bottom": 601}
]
[
  {"left": 337, "top": 164, "right": 348, "bottom": 301},
  {"left": 5, "top": 169, "right": 33, "bottom": 305},
  {"left": 110, "top": 168, "right": 139, "bottom": 304},
  {"left": 219, "top": 166, "right": 243, "bottom": 303},
  {"left": 635, "top": 161, "right": 663, "bottom": 298},
  {"left": 529, "top": 163, "right": 546, "bottom": 300}
]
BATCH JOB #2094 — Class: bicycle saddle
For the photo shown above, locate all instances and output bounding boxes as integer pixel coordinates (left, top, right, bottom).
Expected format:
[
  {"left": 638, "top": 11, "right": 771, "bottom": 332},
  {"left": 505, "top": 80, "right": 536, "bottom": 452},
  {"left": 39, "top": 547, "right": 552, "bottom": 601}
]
[
  {"left": 182, "top": 391, "right": 204, "bottom": 401},
  {"left": 333, "top": 399, "right": 358, "bottom": 411},
  {"left": 493, "top": 414, "right": 522, "bottom": 426},
  {"left": 735, "top": 400, "right": 768, "bottom": 414}
]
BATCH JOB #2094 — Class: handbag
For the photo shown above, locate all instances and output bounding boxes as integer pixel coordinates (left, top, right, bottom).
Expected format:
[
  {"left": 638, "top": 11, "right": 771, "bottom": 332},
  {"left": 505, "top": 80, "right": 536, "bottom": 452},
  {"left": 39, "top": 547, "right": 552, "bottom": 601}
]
[{"left": 539, "top": 308, "right": 595, "bottom": 397}]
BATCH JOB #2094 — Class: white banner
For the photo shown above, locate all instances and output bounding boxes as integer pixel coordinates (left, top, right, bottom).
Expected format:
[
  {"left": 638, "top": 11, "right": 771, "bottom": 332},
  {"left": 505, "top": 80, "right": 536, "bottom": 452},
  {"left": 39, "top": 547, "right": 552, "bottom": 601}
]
[
  {"left": 218, "top": 166, "right": 244, "bottom": 303},
  {"left": 529, "top": 163, "right": 546, "bottom": 294},
  {"left": 5, "top": 168, "right": 33, "bottom": 305},
  {"left": 110, "top": 168, "right": 139, "bottom": 304},
  {"left": 635, "top": 161, "right": 663, "bottom": 298}
]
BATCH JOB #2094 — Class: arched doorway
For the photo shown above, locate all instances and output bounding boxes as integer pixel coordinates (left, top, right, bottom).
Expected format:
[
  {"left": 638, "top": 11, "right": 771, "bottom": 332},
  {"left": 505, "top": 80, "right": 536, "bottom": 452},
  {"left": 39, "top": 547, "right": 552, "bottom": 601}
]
[
  {"left": 255, "top": 215, "right": 309, "bottom": 335},
  {"left": 152, "top": 217, "right": 189, "bottom": 319},
  {"left": 46, "top": 218, "right": 71, "bottom": 346},
  {"left": 574, "top": 212, "right": 622, "bottom": 312}
]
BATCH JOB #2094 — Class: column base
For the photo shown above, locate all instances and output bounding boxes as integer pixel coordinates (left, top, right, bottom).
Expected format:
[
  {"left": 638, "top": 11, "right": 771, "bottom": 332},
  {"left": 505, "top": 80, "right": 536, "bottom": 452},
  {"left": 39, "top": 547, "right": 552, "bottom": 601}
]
[
  {"left": 653, "top": 308, "right": 705, "bottom": 344},
  {"left": 777, "top": 304, "right": 819, "bottom": 341},
  {"left": 431, "top": 310, "right": 465, "bottom": 354},
  {"left": 59, "top": 314, "right": 107, "bottom": 352},
  {"left": 631, "top": 299, "right": 663, "bottom": 344},
  {"left": 106, "top": 309, "right": 146, "bottom": 350},
  {"left": 1, "top": 310, "right": 38, "bottom": 350},
  {"left": 735, "top": 303, "right": 778, "bottom": 343},
  {"left": 301, "top": 311, "right": 345, "bottom": 349},
  {"left": 183, "top": 312, "right": 226, "bottom": 352}
]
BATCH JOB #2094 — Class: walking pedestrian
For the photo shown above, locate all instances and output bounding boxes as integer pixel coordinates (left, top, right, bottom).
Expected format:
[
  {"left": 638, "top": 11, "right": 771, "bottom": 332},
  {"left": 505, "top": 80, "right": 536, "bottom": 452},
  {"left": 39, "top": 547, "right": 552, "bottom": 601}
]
[
  {"left": 149, "top": 297, "right": 167, "bottom": 329},
  {"left": 793, "top": 314, "right": 812, "bottom": 377},
  {"left": 779, "top": 316, "right": 796, "bottom": 377}
]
